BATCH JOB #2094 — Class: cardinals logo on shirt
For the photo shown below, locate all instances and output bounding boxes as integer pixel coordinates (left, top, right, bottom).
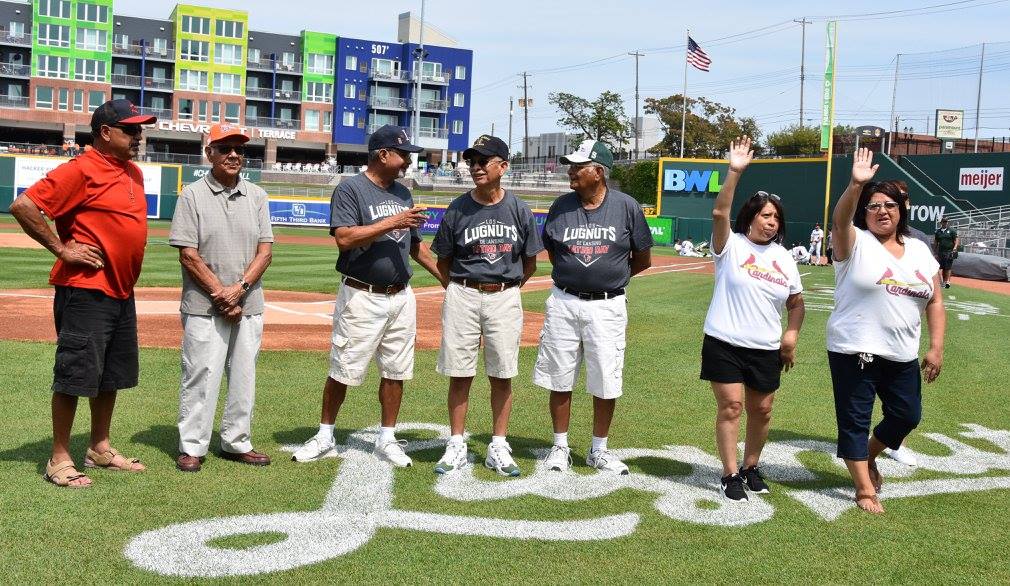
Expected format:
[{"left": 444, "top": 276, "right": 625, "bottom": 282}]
[
  {"left": 876, "top": 267, "right": 932, "bottom": 299},
  {"left": 368, "top": 200, "right": 410, "bottom": 243},
  {"left": 740, "top": 254, "right": 789, "bottom": 287},
  {"left": 463, "top": 219, "right": 518, "bottom": 264},
  {"left": 561, "top": 223, "right": 617, "bottom": 267}
]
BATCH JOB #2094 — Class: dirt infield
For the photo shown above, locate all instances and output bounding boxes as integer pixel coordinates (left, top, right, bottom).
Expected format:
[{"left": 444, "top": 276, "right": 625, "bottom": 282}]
[{"left": 0, "top": 256, "right": 714, "bottom": 350}]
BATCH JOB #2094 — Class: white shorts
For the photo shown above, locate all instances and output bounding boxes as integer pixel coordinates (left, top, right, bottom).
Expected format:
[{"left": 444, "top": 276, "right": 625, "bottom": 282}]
[
  {"left": 328, "top": 283, "right": 415, "bottom": 386},
  {"left": 437, "top": 281, "right": 522, "bottom": 379},
  {"left": 533, "top": 287, "right": 628, "bottom": 399}
]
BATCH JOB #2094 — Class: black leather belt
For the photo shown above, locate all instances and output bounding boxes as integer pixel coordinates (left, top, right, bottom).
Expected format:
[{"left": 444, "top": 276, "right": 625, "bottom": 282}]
[
  {"left": 451, "top": 277, "right": 520, "bottom": 292},
  {"left": 343, "top": 276, "right": 407, "bottom": 295},
  {"left": 560, "top": 286, "right": 625, "bottom": 300}
]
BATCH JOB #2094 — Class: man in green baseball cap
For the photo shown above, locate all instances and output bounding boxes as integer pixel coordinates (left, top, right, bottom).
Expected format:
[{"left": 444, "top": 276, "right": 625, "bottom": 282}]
[{"left": 560, "top": 138, "right": 614, "bottom": 168}]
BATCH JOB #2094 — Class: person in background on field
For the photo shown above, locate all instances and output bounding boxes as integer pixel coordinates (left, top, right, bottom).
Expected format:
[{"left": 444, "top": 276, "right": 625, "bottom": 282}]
[
  {"left": 8, "top": 99, "right": 155, "bottom": 487},
  {"left": 169, "top": 124, "right": 274, "bottom": 472},
  {"left": 790, "top": 242, "right": 811, "bottom": 265},
  {"left": 933, "top": 217, "right": 959, "bottom": 290},
  {"left": 808, "top": 223, "right": 824, "bottom": 265},
  {"left": 701, "top": 136, "right": 805, "bottom": 502},
  {"left": 827, "top": 148, "right": 946, "bottom": 514}
]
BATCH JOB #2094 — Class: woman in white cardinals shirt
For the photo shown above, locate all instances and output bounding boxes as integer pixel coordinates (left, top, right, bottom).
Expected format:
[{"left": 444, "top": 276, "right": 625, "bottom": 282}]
[
  {"left": 827, "top": 148, "right": 946, "bottom": 515},
  {"left": 701, "top": 136, "right": 806, "bottom": 503}
]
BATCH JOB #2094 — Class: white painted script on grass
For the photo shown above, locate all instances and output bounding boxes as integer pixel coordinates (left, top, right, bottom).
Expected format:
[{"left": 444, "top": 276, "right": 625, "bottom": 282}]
[{"left": 124, "top": 423, "right": 1010, "bottom": 578}]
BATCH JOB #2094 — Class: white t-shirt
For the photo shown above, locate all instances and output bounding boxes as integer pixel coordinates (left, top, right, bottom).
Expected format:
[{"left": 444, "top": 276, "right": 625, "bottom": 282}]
[
  {"left": 810, "top": 228, "right": 824, "bottom": 244},
  {"left": 681, "top": 240, "right": 695, "bottom": 255},
  {"left": 704, "top": 232, "right": 804, "bottom": 350},
  {"left": 827, "top": 228, "right": 939, "bottom": 362}
]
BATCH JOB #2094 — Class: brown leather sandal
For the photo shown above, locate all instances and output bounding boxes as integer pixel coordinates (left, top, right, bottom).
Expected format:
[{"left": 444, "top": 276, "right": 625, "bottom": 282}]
[
  {"left": 84, "top": 447, "right": 145, "bottom": 472},
  {"left": 855, "top": 492, "right": 884, "bottom": 514},
  {"left": 44, "top": 459, "right": 91, "bottom": 488}
]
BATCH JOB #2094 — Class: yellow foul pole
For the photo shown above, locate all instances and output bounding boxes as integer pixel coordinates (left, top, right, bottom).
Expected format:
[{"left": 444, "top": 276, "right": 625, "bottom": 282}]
[{"left": 821, "top": 21, "right": 839, "bottom": 231}]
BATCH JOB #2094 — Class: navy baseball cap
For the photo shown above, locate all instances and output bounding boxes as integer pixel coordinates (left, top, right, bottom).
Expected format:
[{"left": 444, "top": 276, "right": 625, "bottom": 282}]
[
  {"left": 463, "top": 135, "right": 509, "bottom": 161},
  {"left": 90, "top": 99, "right": 156, "bottom": 133},
  {"left": 368, "top": 125, "right": 423, "bottom": 153}
]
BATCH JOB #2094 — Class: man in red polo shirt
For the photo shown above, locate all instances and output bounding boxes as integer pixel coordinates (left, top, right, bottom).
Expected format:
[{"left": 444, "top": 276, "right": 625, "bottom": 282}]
[{"left": 9, "top": 99, "right": 155, "bottom": 488}]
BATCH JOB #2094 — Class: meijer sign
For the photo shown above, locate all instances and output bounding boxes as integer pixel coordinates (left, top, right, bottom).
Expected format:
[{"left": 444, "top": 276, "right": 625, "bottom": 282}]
[{"left": 959, "top": 167, "right": 1004, "bottom": 192}]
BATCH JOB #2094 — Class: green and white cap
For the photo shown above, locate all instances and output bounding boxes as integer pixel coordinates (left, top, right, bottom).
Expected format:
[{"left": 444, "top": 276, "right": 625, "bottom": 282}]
[{"left": 560, "top": 139, "right": 614, "bottom": 168}]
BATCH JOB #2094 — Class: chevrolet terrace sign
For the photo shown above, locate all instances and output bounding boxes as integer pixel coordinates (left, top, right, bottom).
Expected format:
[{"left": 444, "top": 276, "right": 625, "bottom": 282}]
[{"left": 156, "top": 121, "right": 298, "bottom": 140}]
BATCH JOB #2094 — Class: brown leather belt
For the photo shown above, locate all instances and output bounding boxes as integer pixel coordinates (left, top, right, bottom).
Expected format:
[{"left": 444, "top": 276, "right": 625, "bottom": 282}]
[
  {"left": 343, "top": 276, "right": 407, "bottom": 295},
  {"left": 450, "top": 277, "right": 520, "bottom": 293}
]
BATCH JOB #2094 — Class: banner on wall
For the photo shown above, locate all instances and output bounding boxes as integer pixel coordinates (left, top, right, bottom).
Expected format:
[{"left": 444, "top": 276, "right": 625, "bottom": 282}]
[
  {"left": 268, "top": 197, "right": 331, "bottom": 226},
  {"left": 646, "top": 216, "right": 673, "bottom": 245},
  {"left": 13, "top": 156, "right": 163, "bottom": 218}
]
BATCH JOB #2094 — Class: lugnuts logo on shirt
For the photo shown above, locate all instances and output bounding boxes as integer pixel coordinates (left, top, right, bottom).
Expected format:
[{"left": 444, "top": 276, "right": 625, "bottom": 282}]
[
  {"left": 740, "top": 254, "right": 789, "bottom": 287},
  {"left": 562, "top": 223, "right": 617, "bottom": 267},
  {"left": 876, "top": 268, "right": 932, "bottom": 299},
  {"left": 463, "top": 219, "right": 518, "bottom": 264},
  {"left": 368, "top": 200, "right": 410, "bottom": 243}
]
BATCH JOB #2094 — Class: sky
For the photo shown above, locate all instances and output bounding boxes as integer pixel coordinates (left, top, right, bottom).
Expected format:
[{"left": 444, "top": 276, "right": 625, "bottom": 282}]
[{"left": 122, "top": 0, "right": 1010, "bottom": 151}]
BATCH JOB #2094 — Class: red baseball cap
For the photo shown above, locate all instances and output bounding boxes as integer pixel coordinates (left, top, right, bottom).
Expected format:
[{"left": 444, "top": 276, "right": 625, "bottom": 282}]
[{"left": 208, "top": 123, "right": 250, "bottom": 144}]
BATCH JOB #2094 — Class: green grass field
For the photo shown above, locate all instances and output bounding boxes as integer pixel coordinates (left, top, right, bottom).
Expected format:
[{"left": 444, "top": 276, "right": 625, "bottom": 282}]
[{"left": 1, "top": 225, "right": 1009, "bottom": 583}]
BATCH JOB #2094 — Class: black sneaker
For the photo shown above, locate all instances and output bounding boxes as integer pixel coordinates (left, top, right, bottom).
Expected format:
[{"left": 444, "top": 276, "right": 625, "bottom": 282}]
[
  {"left": 740, "top": 465, "right": 770, "bottom": 494},
  {"left": 720, "top": 473, "right": 749, "bottom": 502}
]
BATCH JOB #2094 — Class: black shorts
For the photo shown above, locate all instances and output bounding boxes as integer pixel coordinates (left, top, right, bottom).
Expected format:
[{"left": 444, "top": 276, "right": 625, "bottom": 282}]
[
  {"left": 938, "top": 251, "right": 955, "bottom": 270},
  {"left": 52, "top": 286, "right": 139, "bottom": 397},
  {"left": 700, "top": 334, "right": 781, "bottom": 392}
]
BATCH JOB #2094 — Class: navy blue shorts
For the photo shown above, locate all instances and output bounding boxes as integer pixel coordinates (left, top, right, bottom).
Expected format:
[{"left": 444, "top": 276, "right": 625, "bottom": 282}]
[{"left": 52, "top": 286, "right": 139, "bottom": 397}]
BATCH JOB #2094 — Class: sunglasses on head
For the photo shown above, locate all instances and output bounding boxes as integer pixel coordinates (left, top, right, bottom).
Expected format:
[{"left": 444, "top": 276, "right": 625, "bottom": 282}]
[
  {"left": 756, "top": 190, "right": 781, "bottom": 201},
  {"left": 213, "top": 144, "right": 246, "bottom": 156}
]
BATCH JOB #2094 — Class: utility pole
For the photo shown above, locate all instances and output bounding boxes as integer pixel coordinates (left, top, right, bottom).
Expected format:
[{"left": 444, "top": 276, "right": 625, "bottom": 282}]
[
  {"left": 491, "top": 121, "right": 495, "bottom": 136},
  {"left": 521, "top": 72, "right": 530, "bottom": 164},
  {"left": 886, "top": 53, "right": 900, "bottom": 155},
  {"left": 508, "top": 96, "right": 514, "bottom": 158},
  {"left": 629, "top": 51, "right": 644, "bottom": 159},
  {"left": 794, "top": 18, "right": 811, "bottom": 127},
  {"left": 974, "top": 42, "right": 986, "bottom": 153}
]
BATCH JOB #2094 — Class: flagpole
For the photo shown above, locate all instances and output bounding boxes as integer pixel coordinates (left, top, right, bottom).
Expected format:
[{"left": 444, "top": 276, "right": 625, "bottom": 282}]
[{"left": 679, "top": 28, "right": 689, "bottom": 158}]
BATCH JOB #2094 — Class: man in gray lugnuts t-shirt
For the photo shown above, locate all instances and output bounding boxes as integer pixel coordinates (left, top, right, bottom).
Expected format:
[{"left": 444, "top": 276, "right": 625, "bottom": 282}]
[
  {"left": 429, "top": 135, "right": 543, "bottom": 478},
  {"left": 534, "top": 139, "right": 653, "bottom": 477}
]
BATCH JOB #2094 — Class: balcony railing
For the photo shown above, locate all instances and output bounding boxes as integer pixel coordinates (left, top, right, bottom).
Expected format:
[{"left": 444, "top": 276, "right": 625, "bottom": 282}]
[
  {"left": 0, "top": 28, "right": 30, "bottom": 47},
  {"left": 137, "top": 106, "right": 172, "bottom": 119},
  {"left": 418, "top": 127, "right": 449, "bottom": 139},
  {"left": 246, "top": 87, "right": 302, "bottom": 102},
  {"left": 370, "top": 69, "right": 409, "bottom": 82},
  {"left": 416, "top": 71, "right": 451, "bottom": 85},
  {"left": 418, "top": 99, "right": 448, "bottom": 112},
  {"left": 112, "top": 42, "right": 175, "bottom": 60},
  {"left": 0, "top": 62, "right": 30, "bottom": 77},
  {"left": 369, "top": 95, "right": 408, "bottom": 110},
  {"left": 110, "top": 74, "right": 174, "bottom": 90},
  {"left": 246, "top": 58, "right": 302, "bottom": 74},
  {"left": 0, "top": 93, "right": 29, "bottom": 109},
  {"left": 245, "top": 116, "right": 300, "bottom": 130}
]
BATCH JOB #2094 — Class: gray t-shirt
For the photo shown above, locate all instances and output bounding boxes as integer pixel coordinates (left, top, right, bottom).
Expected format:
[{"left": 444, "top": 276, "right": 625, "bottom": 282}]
[
  {"left": 329, "top": 173, "right": 420, "bottom": 287},
  {"left": 542, "top": 189, "right": 654, "bottom": 292},
  {"left": 169, "top": 174, "right": 274, "bottom": 315},
  {"left": 430, "top": 190, "right": 544, "bottom": 282}
]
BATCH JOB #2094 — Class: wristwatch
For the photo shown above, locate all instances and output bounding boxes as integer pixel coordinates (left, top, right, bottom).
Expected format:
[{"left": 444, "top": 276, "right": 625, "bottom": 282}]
[{"left": 239, "top": 279, "right": 250, "bottom": 292}]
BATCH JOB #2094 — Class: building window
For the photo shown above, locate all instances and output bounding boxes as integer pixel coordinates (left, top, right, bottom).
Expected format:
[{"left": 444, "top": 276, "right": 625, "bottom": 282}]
[
  {"left": 413, "top": 61, "right": 443, "bottom": 81},
  {"left": 455, "top": 65, "right": 466, "bottom": 80},
  {"left": 453, "top": 120, "right": 464, "bottom": 135},
  {"left": 279, "top": 107, "right": 293, "bottom": 121},
  {"left": 36, "top": 55, "right": 68, "bottom": 79},
  {"left": 178, "top": 69, "right": 208, "bottom": 92},
  {"left": 113, "top": 33, "right": 129, "bottom": 49},
  {"left": 112, "top": 62, "right": 127, "bottom": 76},
  {"left": 75, "top": 28, "right": 107, "bottom": 51},
  {"left": 245, "top": 104, "right": 258, "bottom": 120},
  {"left": 74, "top": 59, "right": 107, "bottom": 82},
  {"left": 306, "top": 82, "right": 332, "bottom": 103},
  {"left": 73, "top": 89, "right": 84, "bottom": 112},
  {"left": 371, "top": 58, "right": 400, "bottom": 78},
  {"left": 211, "top": 102, "right": 220, "bottom": 123},
  {"left": 213, "top": 73, "right": 241, "bottom": 95},
  {"left": 38, "top": 0, "right": 71, "bottom": 19},
  {"left": 280, "top": 52, "right": 295, "bottom": 70},
  {"left": 58, "top": 88, "right": 69, "bottom": 111},
  {"left": 87, "top": 90, "right": 105, "bottom": 113},
  {"left": 180, "top": 39, "right": 209, "bottom": 62},
  {"left": 76, "top": 3, "right": 109, "bottom": 23},
  {"left": 453, "top": 92, "right": 465, "bottom": 107},
  {"left": 181, "top": 15, "right": 210, "bottom": 35},
  {"left": 37, "top": 24, "right": 70, "bottom": 47},
  {"left": 323, "top": 111, "right": 332, "bottom": 132},
  {"left": 280, "top": 79, "right": 294, "bottom": 92},
  {"left": 246, "top": 76, "right": 259, "bottom": 90},
  {"left": 199, "top": 100, "right": 207, "bottom": 122},
  {"left": 112, "top": 91, "right": 126, "bottom": 101},
  {"left": 215, "top": 19, "right": 243, "bottom": 38},
  {"left": 214, "top": 43, "right": 242, "bottom": 65},
  {"left": 150, "top": 37, "right": 169, "bottom": 55},
  {"left": 225, "top": 102, "right": 240, "bottom": 123},
  {"left": 179, "top": 98, "right": 193, "bottom": 120},
  {"left": 305, "top": 110, "right": 319, "bottom": 131},
  {"left": 345, "top": 55, "right": 357, "bottom": 71},
  {"left": 343, "top": 83, "right": 355, "bottom": 99},
  {"left": 247, "top": 48, "right": 260, "bottom": 63},
  {"left": 342, "top": 111, "right": 354, "bottom": 127},
  {"left": 151, "top": 65, "right": 167, "bottom": 81},
  {"left": 35, "top": 86, "right": 54, "bottom": 109},
  {"left": 307, "top": 53, "right": 334, "bottom": 75},
  {"left": 150, "top": 95, "right": 166, "bottom": 110}
]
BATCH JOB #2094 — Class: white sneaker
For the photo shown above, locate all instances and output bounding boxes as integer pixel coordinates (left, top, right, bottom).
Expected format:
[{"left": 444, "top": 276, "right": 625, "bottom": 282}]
[
  {"left": 884, "top": 445, "right": 918, "bottom": 466},
  {"left": 291, "top": 434, "right": 335, "bottom": 462},
  {"left": 373, "top": 439, "right": 413, "bottom": 467},
  {"left": 544, "top": 445, "right": 572, "bottom": 472},
  {"left": 587, "top": 448, "right": 629, "bottom": 475},
  {"left": 434, "top": 441, "right": 468, "bottom": 475},
  {"left": 485, "top": 441, "right": 521, "bottom": 477}
]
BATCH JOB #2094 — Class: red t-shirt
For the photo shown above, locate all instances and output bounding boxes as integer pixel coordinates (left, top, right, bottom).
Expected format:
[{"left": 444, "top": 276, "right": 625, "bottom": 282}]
[{"left": 23, "top": 149, "right": 148, "bottom": 299}]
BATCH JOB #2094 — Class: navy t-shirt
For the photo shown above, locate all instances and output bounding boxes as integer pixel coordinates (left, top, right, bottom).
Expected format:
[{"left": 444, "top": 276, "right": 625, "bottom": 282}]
[
  {"left": 542, "top": 189, "right": 653, "bottom": 291},
  {"left": 431, "top": 190, "right": 543, "bottom": 282},
  {"left": 329, "top": 173, "right": 421, "bottom": 287}
]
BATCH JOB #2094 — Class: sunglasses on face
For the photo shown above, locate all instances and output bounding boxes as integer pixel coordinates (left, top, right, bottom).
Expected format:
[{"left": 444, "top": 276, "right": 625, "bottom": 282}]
[
  {"left": 866, "top": 201, "right": 900, "bottom": 212},
  {"left": 466, "top": 157, "right": 502, "bottom": 168},
  {"left": 109, "top": 124, "right": 143, "bottom": 136},
  {"left": 213, "top": 145, "right": 246, "bottom": 156}
]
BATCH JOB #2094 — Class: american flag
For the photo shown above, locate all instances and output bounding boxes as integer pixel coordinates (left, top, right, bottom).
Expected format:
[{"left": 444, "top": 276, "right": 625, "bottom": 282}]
[{"left": 687, "top": 37, "right": 711, "bottom": 72}]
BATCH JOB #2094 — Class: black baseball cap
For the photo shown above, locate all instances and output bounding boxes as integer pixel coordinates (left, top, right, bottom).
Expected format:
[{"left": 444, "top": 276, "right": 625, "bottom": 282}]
[
  {"left": 368, "top": 125, "right": 423, "bottom": 152},
  {"left": 90, "top": 99, "right": 156, "bottom": 133},
  {"left": 463, "top": 135, "right": 509, "bottom": 161}
]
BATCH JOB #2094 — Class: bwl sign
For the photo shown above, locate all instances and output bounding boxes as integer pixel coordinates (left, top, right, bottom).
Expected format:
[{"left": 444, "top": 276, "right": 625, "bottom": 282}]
[
  {"left": 124, "top": 422, "right": 1010, "bottom": 578},
  {"left": 156, "top": 121, "right": 298, "bottom": 140}
]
